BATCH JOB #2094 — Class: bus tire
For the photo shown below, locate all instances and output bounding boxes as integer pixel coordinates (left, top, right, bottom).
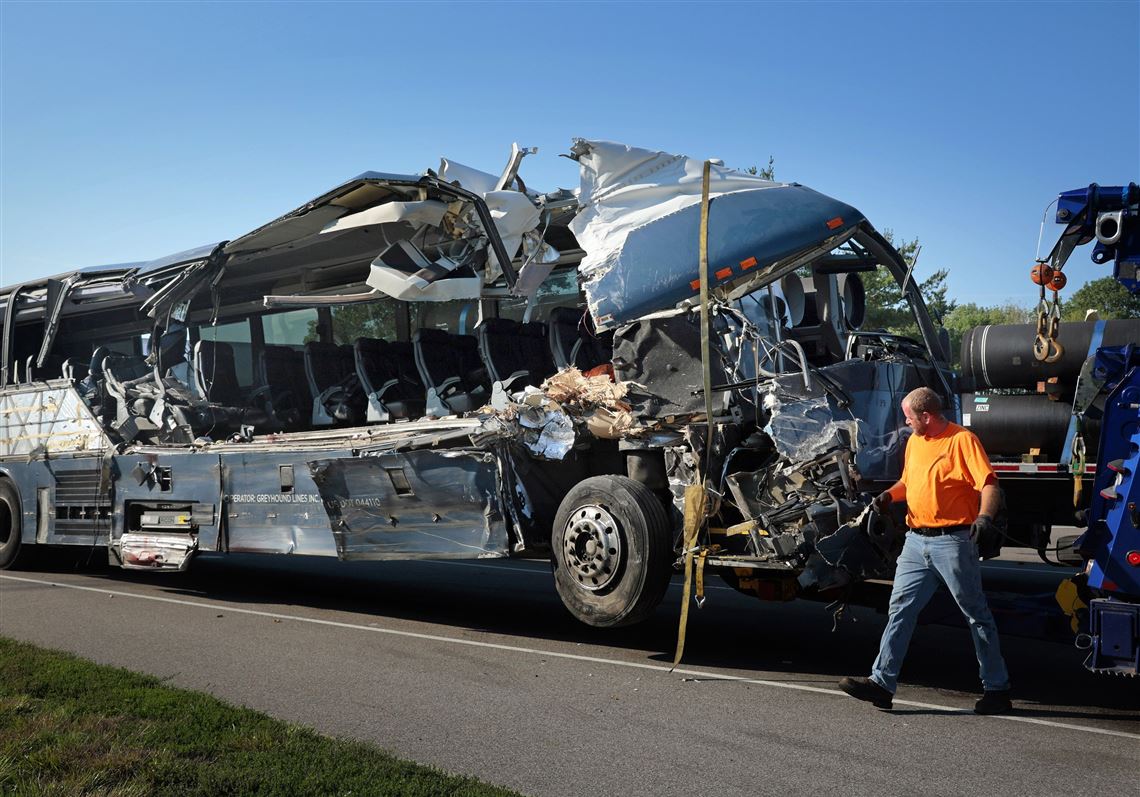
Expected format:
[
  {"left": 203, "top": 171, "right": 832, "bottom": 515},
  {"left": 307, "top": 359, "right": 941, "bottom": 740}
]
[
  {"left": 552, "top": 476, "right": 673, "bottom": 628},
  {"left": 0, "top": 479, "right": 27, "bottom": 570}
]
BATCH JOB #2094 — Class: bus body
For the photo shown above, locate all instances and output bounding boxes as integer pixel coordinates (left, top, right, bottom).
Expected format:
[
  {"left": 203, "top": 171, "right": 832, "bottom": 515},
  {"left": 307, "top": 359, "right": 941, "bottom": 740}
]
[{"left": 0, "top": 141, "right": 953, "bottom": 628}]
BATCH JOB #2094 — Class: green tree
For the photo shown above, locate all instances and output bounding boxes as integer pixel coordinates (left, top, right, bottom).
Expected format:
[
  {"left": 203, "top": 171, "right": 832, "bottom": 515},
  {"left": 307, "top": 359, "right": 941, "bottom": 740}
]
[
  {"left": 1060, "top": 276, "right": 1140, "bottom": 321},
  {"left": 861, "top": 230, "right": 956, "bottom": 341},
  {"left": 746, "top": 157, "right": 776, "bottom": 180},
  {"left": 304, "top": 303, "right": 398, "bottom": 344}
]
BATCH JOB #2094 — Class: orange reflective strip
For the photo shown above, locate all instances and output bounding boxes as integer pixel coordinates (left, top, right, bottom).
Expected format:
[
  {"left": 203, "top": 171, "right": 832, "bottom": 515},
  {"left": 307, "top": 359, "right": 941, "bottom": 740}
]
[
  {"left": 715, "top": 267, "right": 733, "bottom": 280},
  {"left": 826, "top": 216, "right": 844, "bottom": 230},
  {"left": 740, "top": 256, "right": 758, "bottom": 270},
  {"left": 690, "top": 278, "right": 701, "bottom": 291}
]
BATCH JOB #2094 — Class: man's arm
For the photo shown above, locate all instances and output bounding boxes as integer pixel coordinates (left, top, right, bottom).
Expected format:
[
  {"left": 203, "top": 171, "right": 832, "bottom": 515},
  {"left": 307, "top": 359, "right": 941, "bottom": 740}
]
[
  {"left": 873, "top": 480, "right": 905, "bottom": 513},
  {"left": 979, "top": 480, "right": 1000, "bottom": 518},
  {"left": 886, "top": 481, "right": 906, "bottom": 503}
]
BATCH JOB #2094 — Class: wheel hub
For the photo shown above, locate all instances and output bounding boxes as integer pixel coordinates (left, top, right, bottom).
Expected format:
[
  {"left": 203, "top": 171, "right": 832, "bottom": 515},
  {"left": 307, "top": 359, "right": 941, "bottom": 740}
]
[{"left": 562, "top": 504, "right": 622, "bottom": 592}]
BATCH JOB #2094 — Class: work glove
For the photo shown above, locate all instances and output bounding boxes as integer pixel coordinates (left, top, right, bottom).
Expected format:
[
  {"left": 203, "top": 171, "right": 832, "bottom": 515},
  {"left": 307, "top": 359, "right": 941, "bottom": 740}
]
[
  {"left": 970, "top": 514, "right": 1002, "bottom": 560},
  {"left": 871, "top": 492, "right": 893, "bottom": 514}
]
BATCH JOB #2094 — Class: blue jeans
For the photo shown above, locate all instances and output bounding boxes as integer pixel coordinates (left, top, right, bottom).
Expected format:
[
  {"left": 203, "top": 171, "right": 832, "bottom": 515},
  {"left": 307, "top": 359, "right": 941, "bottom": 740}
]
[{"left": 870, "top": 530, "right": 1010, "bottom": 693}]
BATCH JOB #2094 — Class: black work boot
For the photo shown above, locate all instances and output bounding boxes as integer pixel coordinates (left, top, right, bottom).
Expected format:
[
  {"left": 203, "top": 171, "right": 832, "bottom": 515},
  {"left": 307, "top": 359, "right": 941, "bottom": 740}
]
[
  {"left": 974, "top": 689, "right": 1012, "bottom": 715},
  {"left": 838, "top": 676, "right": 893, "bottom": 710}
]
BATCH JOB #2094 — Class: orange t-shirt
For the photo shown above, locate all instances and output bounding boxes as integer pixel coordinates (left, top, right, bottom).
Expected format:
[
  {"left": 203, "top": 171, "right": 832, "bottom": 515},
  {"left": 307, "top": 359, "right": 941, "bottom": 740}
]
[{"left": 888, "top": 422, "right": 996, "bottom": 529}]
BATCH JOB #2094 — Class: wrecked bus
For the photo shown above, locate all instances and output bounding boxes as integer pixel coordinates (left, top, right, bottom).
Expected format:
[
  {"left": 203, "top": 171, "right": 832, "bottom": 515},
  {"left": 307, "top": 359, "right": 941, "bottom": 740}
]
[{"left": 0, "top": 140, "right": 954, "bottom": 628}]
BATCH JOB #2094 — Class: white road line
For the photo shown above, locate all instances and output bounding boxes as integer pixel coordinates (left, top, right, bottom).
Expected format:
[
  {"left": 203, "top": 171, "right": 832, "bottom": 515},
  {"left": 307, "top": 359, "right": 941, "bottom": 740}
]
[{"left": 2, "top": 573, "right": 1136, "bottom": 742}]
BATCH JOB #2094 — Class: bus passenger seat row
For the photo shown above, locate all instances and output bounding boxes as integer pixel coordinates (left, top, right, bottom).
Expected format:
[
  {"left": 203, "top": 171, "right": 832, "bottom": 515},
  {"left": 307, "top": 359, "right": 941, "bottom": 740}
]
[{"left": 66, "top": 305, "right": 615, "bottom": 437}]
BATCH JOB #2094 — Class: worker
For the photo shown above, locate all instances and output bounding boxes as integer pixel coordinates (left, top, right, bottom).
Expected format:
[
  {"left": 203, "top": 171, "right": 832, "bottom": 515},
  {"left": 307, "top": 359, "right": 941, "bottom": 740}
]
[{"left": 839, "top": 386, "right": 1012, "bottom": 715}]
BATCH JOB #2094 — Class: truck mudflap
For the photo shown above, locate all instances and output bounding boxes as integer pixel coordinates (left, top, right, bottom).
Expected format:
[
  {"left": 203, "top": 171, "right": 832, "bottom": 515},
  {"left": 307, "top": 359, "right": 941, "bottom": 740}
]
[{"left": 309, "top": 449, "right": 510, "bottom": 560}]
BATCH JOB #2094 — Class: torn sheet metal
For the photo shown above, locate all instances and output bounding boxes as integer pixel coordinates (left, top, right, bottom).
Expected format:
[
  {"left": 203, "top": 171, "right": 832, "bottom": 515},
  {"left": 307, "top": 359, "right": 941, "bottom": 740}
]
[
  {"left": 309, "top": 449, "right": 509, "bottom": 559},
  {"left": 483, "top": 389, "right": 577, "bottom": 461},
  {"left": 439, "top": 152, "right": 549, "bottom": 285},
  {"left": 115, "top": 532, "right": 197, "bottom": 571},
  {"left": 366, "top": 240, "right": 481, "bottom": 302},
  {"left": 567, "top": 139, "right": 866, "bottom": 329},
  {"left": 483, "top": 190, "right": 542, "bottom": 279},
  {"left": 525, "top": 407, "right": 575, "bottom": 459},
  {"left": 762, "top": 358, "right": 923, "bottom": 481},
  {"left": 798, "top": 505, "right": 902, "bottom": 591},
  {"left": 320, "top": 199, "right": 450, "bottom": 235},
  {"left": 763, "top": 393, "right": 858, "bottom": 463},
  {"left": 439, "top": 157, "right": 500, "bottom": 195},
  {"left": 0, "top": 382, "right": 110, "bottom": 457}
]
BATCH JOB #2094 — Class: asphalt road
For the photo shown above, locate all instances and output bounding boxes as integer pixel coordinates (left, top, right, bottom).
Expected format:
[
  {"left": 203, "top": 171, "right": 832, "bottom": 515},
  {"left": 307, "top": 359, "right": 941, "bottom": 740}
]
[{"left": 2, "top": 551, "right": 1137, "bottom": 797}]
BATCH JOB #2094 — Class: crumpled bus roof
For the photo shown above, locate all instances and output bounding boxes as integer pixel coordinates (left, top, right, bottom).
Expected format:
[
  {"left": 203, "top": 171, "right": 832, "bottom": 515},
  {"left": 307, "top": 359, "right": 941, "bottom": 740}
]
[{"left": 567, "top": 139, "right": 866, "bottom": 329}]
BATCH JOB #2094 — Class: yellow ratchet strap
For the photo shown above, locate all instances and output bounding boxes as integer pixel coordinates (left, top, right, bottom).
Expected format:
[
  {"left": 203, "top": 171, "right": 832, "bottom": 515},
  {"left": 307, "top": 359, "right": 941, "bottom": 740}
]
[
  {"left": 672, "top": 484, "right": 707, "bottom": 670},
  {"left": 695, "top": 548, "right": 710, "bottom": 608},
  {"left": 672, "top": 161, "right": 715, "bottom": 672}
]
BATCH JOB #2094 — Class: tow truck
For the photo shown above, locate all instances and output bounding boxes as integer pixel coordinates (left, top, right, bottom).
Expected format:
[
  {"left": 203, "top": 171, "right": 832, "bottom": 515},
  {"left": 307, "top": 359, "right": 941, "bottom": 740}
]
[{"left": 1034, "top": 183, "right": 1140, "bottom": 675}]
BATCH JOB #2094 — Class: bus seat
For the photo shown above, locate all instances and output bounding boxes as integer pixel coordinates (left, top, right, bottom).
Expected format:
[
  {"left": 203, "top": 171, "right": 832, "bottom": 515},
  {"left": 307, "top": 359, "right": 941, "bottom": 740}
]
[
  {"left": 547, "top": 307, "right": 614, "bottom": 371},
  {"left": 353, "top": 337, "right": 426, "bottom": 423},
  {"left": 304, "top": 342, "right": 364, "bottom": 426},
  {"left": 102, "top": 354, "right": 159, "bottom": 428},
  {"left": 25, "top": 354, "right": 65, "bottom": 383},
  {"left": 61, "top": 358, "right": 89, "bottom": 382},
  {"left": 412, "top": 329, "right": 489, "bottom": 417},
  {"left": 476, "top": 319, "right": 556, "bottom": 403},
  {"left": 257, "top": 345, "right": 311, "bottom": 430},
  {"left": 193, "top": 341, "right": 244, "bottom": 405}
]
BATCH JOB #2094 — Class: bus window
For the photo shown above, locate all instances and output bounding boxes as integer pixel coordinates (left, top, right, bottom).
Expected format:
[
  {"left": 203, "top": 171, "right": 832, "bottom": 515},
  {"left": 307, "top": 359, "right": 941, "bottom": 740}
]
[
  {"left": 331, "top": 302, "right": 398, "bottom": 345},
  {"left": 410, "top": 300, "right": 478, "bottom": 335},
  {"left": 198, "top": 320, "right": 254, "bottom": 388},
  {"left": 497, "top": 270, "right": 582, "bottom": 322},
  {"left": 263, "top": 309, "right": 319, "bottom": 349},
  {"left": 103, "top": 337, "right": 139, "bottom": 356}
]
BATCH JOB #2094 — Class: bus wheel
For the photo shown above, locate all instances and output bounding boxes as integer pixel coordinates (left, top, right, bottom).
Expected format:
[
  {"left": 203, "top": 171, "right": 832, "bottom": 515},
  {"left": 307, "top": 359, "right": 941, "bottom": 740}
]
[
  {"left": 0, "top": 479, "right": 27, "bottom": 570},
  {"left": 552, "top": 476, "right": 673, "bottom": 628}
]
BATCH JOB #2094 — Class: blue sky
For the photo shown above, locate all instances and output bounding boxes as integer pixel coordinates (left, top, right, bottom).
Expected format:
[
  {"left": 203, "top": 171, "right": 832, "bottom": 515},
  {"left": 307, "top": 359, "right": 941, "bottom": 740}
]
[{"left": 1, "top": 1, "right": 1137, "bottom": 309}]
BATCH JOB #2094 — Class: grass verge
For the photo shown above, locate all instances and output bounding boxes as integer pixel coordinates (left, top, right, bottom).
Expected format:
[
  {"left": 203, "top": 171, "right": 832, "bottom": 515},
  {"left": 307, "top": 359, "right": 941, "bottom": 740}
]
[{"left": 0, "top": 636, "right": 521, "bottom": 796}]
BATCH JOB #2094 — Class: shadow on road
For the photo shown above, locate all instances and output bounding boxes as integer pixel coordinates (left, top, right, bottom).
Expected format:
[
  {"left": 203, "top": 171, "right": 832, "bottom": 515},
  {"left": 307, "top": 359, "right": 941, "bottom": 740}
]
[{"left": 20, "top": 549, "right": 1139, "bottom": 725}]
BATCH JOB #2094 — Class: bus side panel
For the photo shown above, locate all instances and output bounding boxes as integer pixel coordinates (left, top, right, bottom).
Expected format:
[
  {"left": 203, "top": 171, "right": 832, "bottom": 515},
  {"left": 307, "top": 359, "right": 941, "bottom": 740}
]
[
  {"left": 310, "top": 449, "right": 509, "bottom": 560},
  {"left": 220, "top": 449, "right": 341, "bottom": 557},
  {"left": 110, "top": 451, "right": 226, "bottom": 553},
  {"left": 0, "top": 382, "right": 115, "bottom": 548}
]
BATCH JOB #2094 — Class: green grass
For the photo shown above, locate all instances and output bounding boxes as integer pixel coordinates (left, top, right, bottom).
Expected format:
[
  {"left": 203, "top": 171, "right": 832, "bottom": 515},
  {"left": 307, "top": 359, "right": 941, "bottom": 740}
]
[{"left": 0, "top": 637, "right": 522, "bottom": 796}]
